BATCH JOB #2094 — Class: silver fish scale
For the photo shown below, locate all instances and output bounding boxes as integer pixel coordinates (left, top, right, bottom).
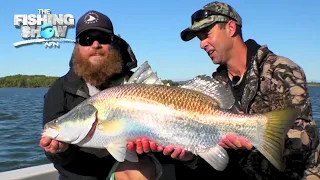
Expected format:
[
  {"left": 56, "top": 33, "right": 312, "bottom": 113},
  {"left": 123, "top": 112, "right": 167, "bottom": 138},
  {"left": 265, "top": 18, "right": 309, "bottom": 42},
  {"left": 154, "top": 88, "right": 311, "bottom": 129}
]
[
  {"left": 93, "top": 107, "right": 226, "bottom": 154},
  {"left": 212, "top": 113, "right": 262, "bottom": 145}
]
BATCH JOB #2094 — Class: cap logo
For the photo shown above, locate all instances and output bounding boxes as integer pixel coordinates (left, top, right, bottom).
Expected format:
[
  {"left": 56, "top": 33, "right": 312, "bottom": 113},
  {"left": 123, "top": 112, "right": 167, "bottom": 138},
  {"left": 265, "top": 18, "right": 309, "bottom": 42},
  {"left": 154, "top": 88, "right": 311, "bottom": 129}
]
[{"left": 84, "top": 12, "right": 99, "bottom": 24}]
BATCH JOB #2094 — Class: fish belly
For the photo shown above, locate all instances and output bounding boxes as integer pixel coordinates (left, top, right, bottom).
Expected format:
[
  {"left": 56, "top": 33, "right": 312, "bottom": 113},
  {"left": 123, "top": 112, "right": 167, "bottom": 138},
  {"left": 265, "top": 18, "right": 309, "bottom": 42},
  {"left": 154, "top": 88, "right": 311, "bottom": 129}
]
[{"left": 85, "top": 107, "right": 226, "bottom": 154}]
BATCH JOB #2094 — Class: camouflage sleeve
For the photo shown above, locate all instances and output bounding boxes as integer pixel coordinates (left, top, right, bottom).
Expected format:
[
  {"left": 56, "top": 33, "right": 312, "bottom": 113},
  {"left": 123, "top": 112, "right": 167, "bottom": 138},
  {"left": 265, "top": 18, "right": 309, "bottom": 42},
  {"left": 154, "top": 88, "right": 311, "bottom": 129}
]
[{"left": 271, "top": 58, "right": 320, "bottom": 179}]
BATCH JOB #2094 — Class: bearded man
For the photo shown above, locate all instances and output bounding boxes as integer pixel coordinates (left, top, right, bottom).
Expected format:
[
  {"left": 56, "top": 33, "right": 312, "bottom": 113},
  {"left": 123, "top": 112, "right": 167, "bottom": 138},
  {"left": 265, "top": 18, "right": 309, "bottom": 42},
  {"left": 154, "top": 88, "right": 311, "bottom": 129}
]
[{"left": 39, "top": 10, "right": 160, "bottom": 180}]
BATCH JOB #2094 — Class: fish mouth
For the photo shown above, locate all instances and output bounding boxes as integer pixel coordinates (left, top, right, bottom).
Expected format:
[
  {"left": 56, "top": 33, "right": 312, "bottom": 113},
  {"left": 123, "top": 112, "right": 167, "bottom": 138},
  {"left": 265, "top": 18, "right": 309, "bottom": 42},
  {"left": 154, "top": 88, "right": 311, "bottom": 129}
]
[
  {"left": 45, "top": 124, "right": 59, "bottom": 129},
  {"left": 42, "top": 125, "right": 60, "bottom": 139}
]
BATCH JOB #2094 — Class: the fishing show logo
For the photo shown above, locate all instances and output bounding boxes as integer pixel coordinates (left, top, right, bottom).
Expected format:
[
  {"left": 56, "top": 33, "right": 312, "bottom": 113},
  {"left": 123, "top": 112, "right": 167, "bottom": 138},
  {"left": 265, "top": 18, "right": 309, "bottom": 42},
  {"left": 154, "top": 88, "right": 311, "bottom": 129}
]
[{"left": 13, "top": 9, "right": 75, "bottom": 48}]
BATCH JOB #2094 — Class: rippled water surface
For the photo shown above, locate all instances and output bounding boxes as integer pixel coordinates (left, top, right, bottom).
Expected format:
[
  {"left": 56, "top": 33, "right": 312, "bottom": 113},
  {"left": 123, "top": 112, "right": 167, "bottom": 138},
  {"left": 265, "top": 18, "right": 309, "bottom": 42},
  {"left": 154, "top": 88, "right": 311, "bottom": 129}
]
[
  {"left": 0, "top": 87, "right": 320, "bottom": 172},
  {"left": 0, "top": 88, "right": 50, "bottom": 172}
]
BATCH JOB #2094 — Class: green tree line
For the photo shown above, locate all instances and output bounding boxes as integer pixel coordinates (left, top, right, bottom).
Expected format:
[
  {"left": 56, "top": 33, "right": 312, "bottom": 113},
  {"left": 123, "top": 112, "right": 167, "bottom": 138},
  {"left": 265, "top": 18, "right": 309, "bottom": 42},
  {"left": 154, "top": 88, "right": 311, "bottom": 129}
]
[
  {"left": 0, "top": 74, "right": 319, "bottom": 88},
  {"left": 162, "top": 80, "right": 181, "bottom": 86},
  {"left": 308, "top": 81, "right": 320, "bottom": 86},
  {"left": 0, "top": 75, "right": 183, "bottom": 88},
  {"left": 0, "top": 74, "right": 58, "bottom": 88}
]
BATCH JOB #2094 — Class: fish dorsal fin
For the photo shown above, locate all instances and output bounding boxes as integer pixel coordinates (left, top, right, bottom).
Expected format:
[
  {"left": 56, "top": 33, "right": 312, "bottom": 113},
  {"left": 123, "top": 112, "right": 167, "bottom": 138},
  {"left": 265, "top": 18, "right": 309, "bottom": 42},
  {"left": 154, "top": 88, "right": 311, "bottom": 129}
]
[
  {"left": 179, "top": 75, "right": 235, "bottom": 109},
  {"left": 125, "top": 61, "right": 165, "bottom": 85}
]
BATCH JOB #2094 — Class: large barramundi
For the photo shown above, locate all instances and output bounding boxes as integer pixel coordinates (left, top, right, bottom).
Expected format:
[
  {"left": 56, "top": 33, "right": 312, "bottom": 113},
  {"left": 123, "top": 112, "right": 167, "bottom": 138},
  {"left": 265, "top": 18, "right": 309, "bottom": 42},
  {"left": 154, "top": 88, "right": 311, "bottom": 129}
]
[{"left": 42, "top": 61, "right": 299, "bottom": 172}]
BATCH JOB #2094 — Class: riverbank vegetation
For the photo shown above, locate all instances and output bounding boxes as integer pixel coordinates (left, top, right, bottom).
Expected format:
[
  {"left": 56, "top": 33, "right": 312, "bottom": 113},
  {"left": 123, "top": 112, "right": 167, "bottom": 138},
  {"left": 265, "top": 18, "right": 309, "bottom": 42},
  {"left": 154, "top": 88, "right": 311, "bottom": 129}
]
[
  {"left": 308, "top": 82, "right": 320, "bottom": 86},
  {"left": 0, "top": 75, "right": 58, "bottom": 88},
  {"left": 0, "top": 74, "right": 319, "bottom": 88}
]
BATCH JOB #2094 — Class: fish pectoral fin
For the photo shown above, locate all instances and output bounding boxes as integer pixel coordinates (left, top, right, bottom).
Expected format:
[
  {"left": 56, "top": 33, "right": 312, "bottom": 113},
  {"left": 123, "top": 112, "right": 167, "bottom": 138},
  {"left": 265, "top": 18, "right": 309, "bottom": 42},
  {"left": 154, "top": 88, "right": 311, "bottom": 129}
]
[
  {"left": 105, "top": 140, "right": 139, "bottom": 163},
  {"left": 198, "top": 145, "right": 229, "bottom": 171},
  {"left": 106, "top": 140, "right": 128, "bottom": 162}
]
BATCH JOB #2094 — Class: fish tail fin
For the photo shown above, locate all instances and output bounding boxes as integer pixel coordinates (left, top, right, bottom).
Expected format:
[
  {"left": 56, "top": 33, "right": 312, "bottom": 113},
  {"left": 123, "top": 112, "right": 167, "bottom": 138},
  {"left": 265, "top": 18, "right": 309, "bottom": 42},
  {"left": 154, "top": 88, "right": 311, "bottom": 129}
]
[
  {"left": 179, "top": 75, "right": 235, "bottom": 109},
  {"left": 125, "top": 61, "right": 165, "bottom": 85},
  {"left": 256, "top": 107, "right": 299, "bottom": 171}
]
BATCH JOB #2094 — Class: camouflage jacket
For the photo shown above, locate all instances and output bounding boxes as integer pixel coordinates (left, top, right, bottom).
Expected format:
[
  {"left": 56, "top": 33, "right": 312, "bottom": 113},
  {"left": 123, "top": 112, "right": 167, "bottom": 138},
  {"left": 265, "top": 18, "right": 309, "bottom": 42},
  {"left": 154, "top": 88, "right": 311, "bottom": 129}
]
[{"left": 212, "top": 39, "right": 320, "bottom": 180}]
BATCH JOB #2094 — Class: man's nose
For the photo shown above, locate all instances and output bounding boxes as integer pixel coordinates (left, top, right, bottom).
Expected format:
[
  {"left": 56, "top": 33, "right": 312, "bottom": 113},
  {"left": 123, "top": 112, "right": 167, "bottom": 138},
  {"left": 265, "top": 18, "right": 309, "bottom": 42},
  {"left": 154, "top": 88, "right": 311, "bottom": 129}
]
[
  {"left": 200, "top": 40, "right": 207, "bottom": 50},
  {"left": 91, "top": 40, "right": 102, "bottom": 48}
]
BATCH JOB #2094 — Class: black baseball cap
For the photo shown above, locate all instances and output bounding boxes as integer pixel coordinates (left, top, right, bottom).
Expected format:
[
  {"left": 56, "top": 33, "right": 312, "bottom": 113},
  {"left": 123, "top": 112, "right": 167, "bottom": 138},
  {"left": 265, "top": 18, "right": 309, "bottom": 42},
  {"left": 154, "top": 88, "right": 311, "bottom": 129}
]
[{"left": 76, "top": 10, "right": 114, "bottom": 38}]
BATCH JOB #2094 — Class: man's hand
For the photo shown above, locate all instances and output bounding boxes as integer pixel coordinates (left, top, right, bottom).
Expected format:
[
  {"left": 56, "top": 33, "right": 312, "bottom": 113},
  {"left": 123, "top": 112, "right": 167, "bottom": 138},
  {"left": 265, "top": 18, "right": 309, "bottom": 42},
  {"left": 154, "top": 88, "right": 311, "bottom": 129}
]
[
  {"left": 127, "top": 138, "right": 194, "bottom": 161},
  {"left": 39, "top": 136, "right": 69, "bottom": 154},
  {"left": 218, "top": 133, "right": 253, "bottom": 150}
]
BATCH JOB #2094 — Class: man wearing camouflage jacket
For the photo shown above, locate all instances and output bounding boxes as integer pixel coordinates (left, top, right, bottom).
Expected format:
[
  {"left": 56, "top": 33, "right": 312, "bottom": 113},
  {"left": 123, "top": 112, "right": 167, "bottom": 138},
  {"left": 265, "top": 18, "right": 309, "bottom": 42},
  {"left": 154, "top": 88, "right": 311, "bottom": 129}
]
[{"left": 180, "top": 1, "right": 320, "bottom": 179}]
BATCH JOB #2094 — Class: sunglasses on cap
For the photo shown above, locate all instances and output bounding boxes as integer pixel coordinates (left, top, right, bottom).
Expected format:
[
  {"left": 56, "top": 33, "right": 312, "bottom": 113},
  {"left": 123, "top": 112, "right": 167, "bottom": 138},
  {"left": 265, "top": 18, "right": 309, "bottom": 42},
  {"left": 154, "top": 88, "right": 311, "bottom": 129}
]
[
  {"left": 191, "top": 9, "right": 236, "bottom": 25},
  {"left": 76, "top": 35, "right": 114, "bottom": 46}
]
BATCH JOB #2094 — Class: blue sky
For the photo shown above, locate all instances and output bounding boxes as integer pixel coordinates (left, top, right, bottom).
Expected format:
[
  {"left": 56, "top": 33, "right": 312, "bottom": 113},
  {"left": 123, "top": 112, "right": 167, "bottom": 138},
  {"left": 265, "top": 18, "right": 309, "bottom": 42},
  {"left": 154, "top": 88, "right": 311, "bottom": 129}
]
[{"left": 1, "top": 0, "right": 319, "bottom": 81}]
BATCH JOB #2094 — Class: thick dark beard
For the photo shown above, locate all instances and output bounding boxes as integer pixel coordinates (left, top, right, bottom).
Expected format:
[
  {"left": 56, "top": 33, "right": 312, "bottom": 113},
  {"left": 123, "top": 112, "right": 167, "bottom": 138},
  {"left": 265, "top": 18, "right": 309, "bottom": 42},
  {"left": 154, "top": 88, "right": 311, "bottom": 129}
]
[{"left": 72, "top": 45, "right": 124, "bottom": 87}]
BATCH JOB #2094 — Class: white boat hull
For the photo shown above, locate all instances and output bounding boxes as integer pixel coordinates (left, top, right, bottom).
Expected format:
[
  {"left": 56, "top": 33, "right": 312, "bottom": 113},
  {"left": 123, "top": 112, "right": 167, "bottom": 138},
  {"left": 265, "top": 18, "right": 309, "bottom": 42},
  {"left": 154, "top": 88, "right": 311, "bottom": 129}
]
[{"left": 0, "top": 164, "right": 58, "bottom": 180}]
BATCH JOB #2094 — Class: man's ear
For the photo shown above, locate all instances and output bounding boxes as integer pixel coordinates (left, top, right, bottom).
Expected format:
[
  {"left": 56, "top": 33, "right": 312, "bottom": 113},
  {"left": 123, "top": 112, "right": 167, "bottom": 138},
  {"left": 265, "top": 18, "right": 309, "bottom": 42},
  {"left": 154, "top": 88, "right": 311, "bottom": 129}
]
[{"left": 226, "top": 20, "right": 237, "bottom": 37}]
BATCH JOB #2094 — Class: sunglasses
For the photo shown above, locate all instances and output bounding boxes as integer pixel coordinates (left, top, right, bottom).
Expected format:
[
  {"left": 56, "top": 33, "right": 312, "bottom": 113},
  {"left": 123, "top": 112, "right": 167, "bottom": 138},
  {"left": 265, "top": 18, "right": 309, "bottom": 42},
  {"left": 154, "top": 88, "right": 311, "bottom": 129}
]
[
  {"left": 76, "top": 35, "right": 114, "bottom": 46},
  {"left": 191, "top": 9, "right": 236, "bottom": 25},
  {"left": 195, "top": 24, "right": 216, "bottom": 40}
]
